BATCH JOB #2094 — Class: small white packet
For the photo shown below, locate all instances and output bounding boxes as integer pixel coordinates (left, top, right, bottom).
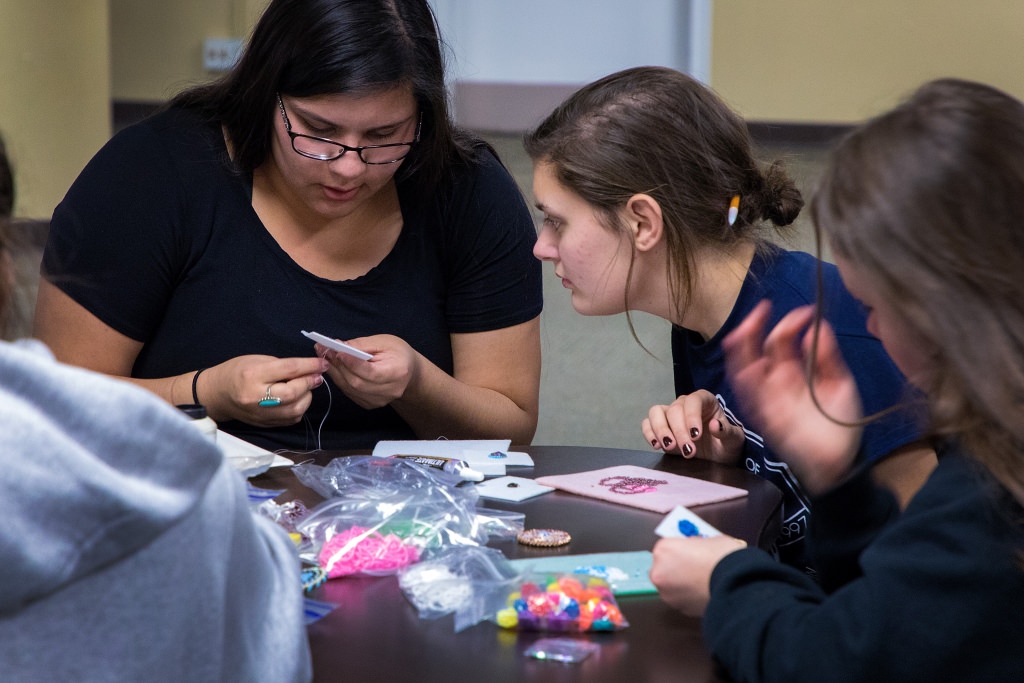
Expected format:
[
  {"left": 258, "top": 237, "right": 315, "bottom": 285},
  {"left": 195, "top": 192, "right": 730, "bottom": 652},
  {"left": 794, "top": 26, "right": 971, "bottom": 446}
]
[
  {"left": 525, "top": 638, "right": 599, "bottom": 663},
  {"left": 474, "top": 476, "right": 554, "bottom": 502}
]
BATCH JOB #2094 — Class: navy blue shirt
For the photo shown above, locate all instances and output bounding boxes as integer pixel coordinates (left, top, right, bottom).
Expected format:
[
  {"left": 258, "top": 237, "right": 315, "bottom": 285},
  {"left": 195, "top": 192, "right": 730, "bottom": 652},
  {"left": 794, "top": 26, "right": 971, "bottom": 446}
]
[
  {"left": 672, "top": 246, "right": 921, "bottom": 571},
  {"left": 43, "top": 107, "right": 543, "bottom": 452}
]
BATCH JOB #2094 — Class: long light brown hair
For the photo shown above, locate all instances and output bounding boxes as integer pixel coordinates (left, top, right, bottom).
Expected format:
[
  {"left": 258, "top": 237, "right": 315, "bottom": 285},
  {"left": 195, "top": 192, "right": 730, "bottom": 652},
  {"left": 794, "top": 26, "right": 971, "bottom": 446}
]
[{"left": 812, "top": 78, "right": 1024, "bottom": 505}]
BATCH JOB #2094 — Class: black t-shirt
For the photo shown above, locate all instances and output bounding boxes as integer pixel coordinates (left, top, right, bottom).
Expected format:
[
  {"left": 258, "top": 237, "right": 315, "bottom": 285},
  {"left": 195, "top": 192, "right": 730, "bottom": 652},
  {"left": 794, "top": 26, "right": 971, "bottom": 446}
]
[{"left": 43, "top": 107, "right": 542, "bottom": 452}]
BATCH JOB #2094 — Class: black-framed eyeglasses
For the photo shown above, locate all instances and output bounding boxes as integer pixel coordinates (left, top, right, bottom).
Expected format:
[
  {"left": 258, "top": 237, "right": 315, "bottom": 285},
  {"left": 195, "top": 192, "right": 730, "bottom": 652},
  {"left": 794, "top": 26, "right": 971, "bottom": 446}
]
[{"left": 276, "top": 93, "right": 420, "bottom": 165}]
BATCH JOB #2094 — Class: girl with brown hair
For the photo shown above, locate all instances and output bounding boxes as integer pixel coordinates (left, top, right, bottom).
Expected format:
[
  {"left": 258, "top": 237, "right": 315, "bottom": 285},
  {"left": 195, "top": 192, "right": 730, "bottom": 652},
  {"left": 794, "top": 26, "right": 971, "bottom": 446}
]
[
  {"left": 527, "top": 66, "right": 933, "bottom": 572},
  {"left": 652, "top": 77, "right": 1024, "bottom": 680}
]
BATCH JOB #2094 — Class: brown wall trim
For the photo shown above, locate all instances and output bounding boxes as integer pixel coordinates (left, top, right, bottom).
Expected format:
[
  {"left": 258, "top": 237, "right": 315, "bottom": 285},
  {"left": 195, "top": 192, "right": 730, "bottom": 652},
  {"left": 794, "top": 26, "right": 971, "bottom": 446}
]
[
  {"left": 455, "top": 82, "right": 854, "bottom": 148},
  {"left": 747, "top": 121, "right": 853, "bottom": 148},
  {"left": 115, "top": 93, "right": 855, "bottom": 150}
]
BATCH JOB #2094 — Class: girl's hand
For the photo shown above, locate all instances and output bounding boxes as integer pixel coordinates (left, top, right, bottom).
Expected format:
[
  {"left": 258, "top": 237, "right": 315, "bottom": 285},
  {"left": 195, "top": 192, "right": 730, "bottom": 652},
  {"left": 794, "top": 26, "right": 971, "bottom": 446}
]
[
  {"left": 642, "top": 390, "right": 746, "bottom": 464},
  {"left": 318, "top": 334, "right": 419, "bottom": 410},
  {"left": 649, "top": 536, "right": 749, "bottom": 616},
  {"left": 723, "top": 301, "right": 863, "bottom": 495},
  {"left": 200, "top": 354, "right": 328, "bottom": 426}
]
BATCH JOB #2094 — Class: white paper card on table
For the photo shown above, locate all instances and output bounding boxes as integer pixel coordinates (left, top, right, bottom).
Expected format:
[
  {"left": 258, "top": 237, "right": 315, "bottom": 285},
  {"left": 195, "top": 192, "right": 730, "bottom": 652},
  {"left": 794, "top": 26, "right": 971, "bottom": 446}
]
[
  {"left": 460, "top": 449, "right": 534, "bottom": 468},
  {"left": 216, "top": 430, "right": 281, "bottom": 477},
  {"left": 470, "top": 460, "right": 507, "bottom": 477},
  {"left": 371, "top": 439, "right": 511, "bottom": 459},
  {"left": 506, "top": 451, "right": 534, "bottom": 466},
  {"left": 271, "top": 454, "right": 295, "bottom": 468},
  {"left": 474, "top": 476, "right": 554, "bottom": 502},
  {"left": 655, "top": 505, "right": 722, "bottom": 538}
]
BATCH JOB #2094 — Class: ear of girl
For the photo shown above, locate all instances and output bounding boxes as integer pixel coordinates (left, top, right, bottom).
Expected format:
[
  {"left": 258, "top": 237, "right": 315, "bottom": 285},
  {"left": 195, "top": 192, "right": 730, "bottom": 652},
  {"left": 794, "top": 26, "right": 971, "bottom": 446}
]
[{"left": 624, "top": 193, "right": 664, "bottom": 252}]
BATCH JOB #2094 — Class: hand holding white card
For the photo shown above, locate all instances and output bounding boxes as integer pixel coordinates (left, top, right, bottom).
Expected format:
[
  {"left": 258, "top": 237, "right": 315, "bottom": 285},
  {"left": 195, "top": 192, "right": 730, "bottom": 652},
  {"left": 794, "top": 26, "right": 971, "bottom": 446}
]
[
  {"left": 655, "top": 505, "right": 722, "bottom": 538},
  {"left": 301, "top": 330, "right": 373, "bottom": 360}
]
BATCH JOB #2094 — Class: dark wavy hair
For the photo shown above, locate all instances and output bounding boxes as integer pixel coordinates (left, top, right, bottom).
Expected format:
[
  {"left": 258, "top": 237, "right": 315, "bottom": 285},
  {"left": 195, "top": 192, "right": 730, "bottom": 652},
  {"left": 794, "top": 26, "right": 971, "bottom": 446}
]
[
  {"left": 170, "top": 0, "right": 476, "bottom": 198},
  {"left": 812, "top": 78, "right": 1024, "bottom": 505},
  {"left": 524, "top": 66, "right": 803, "bottom": 327}
]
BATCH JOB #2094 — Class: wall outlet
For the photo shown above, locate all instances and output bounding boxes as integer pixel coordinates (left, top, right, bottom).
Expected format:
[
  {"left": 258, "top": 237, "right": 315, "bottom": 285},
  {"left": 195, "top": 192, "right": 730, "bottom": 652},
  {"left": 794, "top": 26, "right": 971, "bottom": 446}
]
[{"left": 203, "top": 38, "right": 243, "bottom": 71}]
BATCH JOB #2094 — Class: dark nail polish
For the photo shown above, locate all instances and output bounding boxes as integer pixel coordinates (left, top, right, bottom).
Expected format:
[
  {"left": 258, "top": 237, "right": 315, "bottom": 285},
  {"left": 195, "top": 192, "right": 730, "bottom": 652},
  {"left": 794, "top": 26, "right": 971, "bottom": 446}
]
[
  {"left": 683, "top": 444, "right": 693, "bottom": 456},
  {"left": 690, "top": 427, "right": 700, "bottom": 439},
  {"left": 651, "top": 439, "right": 660, "bottom": 448},
  {"left": 662, "top": 436, "right": 673, "bottom": 448}
]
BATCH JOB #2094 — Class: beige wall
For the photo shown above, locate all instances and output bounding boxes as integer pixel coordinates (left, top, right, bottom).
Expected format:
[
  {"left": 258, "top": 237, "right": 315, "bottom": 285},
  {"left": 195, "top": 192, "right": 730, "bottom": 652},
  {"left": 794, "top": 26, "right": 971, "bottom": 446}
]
[
  {"left": 711, "top": 0, "right": 1024, "bottom": 123},
  {"left": 111, "top": 0, "right": 268, "bottom": 102},
  {"left": 0, "top": 0, "right": 111, "bottom": 220},
  {"left": 7, "top": 0, "right": 1024, "bottom": 219},
  {"left": 0, "top": 0, "right": 269, "bottom": 220}
]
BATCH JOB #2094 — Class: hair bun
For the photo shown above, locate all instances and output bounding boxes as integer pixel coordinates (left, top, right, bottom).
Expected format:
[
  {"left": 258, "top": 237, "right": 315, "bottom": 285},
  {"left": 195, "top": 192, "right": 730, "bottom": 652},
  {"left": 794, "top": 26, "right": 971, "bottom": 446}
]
[{"left": 759, "top": 161, "right": 804, "bottom": 227}]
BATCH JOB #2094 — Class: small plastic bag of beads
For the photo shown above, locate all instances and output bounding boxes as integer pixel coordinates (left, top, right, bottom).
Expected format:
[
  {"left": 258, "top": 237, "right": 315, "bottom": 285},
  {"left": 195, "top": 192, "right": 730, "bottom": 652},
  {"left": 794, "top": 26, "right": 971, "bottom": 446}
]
[
  {"left": 334, "top": 525, "right": 425, "bottom": 575},
  {"left": 524, "top": 637, "right": 600, "bottom": 663},
  {"left": 493, "top": 572, "right": 630, "bottom": 633},
  {"left": 398, "top": 546, "right": 521, "bottom": 632},
  {"left": 296, "top": 458, "right": 489, "bottom": 578},
  {"left": 293, "top": 455, "right": 468, "bottom": 499}
]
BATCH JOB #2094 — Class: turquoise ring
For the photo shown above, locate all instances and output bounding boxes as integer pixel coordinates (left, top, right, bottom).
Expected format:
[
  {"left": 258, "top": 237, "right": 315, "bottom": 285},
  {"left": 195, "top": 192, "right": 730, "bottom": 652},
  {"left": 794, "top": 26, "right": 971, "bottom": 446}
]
[{"left": 259, "top": 383, "right": 281, "bottom": 407}]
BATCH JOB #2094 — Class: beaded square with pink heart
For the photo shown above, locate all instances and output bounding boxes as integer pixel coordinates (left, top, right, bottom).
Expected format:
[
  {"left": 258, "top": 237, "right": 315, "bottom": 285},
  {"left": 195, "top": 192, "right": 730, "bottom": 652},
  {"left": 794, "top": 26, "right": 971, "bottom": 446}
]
[{"left": 535, "top": 465, "right": 747, "bottom": 513}]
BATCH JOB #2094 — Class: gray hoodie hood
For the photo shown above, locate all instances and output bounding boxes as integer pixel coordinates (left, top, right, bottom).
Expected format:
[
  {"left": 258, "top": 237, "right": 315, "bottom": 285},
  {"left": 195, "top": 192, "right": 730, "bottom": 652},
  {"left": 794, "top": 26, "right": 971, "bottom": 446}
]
[
  {"left": 0, "top": 340, "right": 311, "bottom": 682},
  {"left": 0, "top": 340, "right": 220, "bottom": 613}
]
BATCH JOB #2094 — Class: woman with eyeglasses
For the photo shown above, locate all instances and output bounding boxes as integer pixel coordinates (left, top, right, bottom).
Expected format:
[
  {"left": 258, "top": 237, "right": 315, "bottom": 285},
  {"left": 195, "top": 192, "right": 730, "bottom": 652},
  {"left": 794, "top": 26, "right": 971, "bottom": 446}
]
[
  {"left": 528, "top": 66, "right": 935, "bottom": 573},
  {"left": 35, "top": 0, "right": 542, "bottom": 453}
]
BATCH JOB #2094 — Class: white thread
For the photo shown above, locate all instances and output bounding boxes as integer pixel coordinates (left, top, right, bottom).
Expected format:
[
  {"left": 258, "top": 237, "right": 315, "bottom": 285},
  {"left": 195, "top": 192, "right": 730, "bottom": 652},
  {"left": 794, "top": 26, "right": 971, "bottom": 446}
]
[
  {"left": 315, "top": 378, "right": 331, "bottom": 451},
  {"left": 277, "top": 363, "right": 332, "bottom": 458}
]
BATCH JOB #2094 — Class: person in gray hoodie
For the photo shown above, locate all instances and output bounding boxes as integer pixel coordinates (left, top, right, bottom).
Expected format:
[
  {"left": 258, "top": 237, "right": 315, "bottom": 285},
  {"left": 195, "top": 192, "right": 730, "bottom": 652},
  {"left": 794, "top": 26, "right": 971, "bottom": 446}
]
[{"left": 0, "top": 337, "right": 312, "bottom": 681}]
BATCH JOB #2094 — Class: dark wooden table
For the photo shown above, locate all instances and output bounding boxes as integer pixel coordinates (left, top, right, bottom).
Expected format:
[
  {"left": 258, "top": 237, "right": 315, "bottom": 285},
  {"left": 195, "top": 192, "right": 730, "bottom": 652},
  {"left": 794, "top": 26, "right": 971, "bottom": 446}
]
[{"left": 254, "top": 445, "right": 782, "bottom": 683}]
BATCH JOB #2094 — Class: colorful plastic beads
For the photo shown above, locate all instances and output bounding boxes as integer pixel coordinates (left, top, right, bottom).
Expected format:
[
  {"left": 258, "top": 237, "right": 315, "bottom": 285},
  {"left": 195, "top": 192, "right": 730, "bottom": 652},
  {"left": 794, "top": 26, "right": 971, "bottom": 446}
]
[{"left": 499, "top": 574, "right": 628, "bottom": 632}]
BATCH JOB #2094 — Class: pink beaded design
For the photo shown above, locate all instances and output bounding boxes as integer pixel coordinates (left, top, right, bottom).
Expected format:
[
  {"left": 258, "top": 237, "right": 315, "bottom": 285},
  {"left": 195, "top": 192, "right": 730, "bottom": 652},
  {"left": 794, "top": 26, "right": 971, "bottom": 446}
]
[
  {"left": 598, "top": 475, "right": 668, "bottom": 495},
  {"left": 318, "top": 526, "right": 422, "bottom": 578}
]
